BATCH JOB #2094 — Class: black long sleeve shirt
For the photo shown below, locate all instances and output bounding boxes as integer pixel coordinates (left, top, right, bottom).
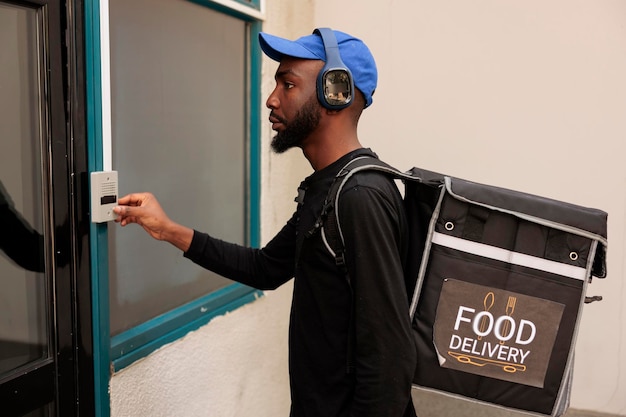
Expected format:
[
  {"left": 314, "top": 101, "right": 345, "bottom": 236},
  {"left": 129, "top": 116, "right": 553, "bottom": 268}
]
[{"left": 184, "top": 149, "right": 417, "bottom": 417}]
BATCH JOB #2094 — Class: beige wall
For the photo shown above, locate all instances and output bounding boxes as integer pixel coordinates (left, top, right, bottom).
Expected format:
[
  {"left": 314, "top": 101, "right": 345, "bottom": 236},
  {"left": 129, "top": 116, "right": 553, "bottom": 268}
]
[
  {"left": 314, "top": 1, "right": 626, "bottom": 415},
  {"left": 110, "top": 1, "right": 626, "bottom": 416}
]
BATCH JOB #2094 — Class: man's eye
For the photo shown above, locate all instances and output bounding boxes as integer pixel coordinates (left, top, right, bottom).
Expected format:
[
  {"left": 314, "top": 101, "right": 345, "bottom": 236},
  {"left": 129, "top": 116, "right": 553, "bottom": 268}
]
[{"left": 285, "top": 82, "right": 295, "bottom": 89}]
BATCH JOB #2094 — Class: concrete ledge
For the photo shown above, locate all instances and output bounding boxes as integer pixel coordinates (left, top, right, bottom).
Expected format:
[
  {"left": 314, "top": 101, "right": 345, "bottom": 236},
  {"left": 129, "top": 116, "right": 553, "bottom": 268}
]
[
  {"left": 566, "top": 410, "right": 620, "bottom": 417},
  {"left": 412, "top": 388, "right": 619, "bottom": 417}
]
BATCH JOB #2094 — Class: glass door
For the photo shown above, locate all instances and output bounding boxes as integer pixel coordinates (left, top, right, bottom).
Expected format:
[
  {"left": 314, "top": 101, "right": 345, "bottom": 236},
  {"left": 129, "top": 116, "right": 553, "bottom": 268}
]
[
  {"left": 0, "top": 3, "right": 55, "bottom": 414},
  {"left": 0, "top": 1, "right": 93, "bottom": 415}
]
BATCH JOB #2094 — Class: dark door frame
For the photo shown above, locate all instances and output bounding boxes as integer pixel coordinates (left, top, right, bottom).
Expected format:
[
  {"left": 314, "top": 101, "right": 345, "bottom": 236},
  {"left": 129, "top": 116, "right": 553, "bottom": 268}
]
[{"left": 0, "top": 0, "right": 94, "bottom": 415}]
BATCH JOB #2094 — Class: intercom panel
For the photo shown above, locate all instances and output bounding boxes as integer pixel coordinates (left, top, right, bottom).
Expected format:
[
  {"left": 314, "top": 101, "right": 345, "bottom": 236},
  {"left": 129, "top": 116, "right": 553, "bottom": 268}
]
[{"left": 90, "top": 171, "right": 118, "bottom": 223}]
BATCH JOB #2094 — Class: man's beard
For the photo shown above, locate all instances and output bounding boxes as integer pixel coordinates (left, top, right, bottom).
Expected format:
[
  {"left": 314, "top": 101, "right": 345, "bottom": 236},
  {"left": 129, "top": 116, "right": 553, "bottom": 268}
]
[{"left": 271, "top": 97, "right": 322, "bottom": 154}]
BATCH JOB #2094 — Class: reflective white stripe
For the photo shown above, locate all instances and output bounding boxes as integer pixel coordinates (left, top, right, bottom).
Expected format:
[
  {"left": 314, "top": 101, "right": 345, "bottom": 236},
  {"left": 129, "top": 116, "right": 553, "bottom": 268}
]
[{"left": 432, "top": 232, "right": 587, "bottom": 281}]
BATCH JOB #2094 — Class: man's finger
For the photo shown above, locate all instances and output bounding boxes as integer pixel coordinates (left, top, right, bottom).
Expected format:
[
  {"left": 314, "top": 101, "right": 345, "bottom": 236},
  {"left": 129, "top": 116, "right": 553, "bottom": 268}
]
[
  {"left": 114, "top": 204, "right": 141, "bottom": 218},
  {"left": 120, "top": 216, "right": 137, "bottom": 227},
  {"left": 118, "top": 192, "right": 150, "bottom": 207},
  {"left": 116, "top": 194, "right": 134, "bottom": 206}
]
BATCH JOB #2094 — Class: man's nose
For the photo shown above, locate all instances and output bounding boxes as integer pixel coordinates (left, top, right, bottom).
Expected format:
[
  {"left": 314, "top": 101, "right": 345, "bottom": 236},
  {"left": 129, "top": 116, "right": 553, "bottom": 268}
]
[{"left": 266, "top": 87, "right": 279, "bottom": 109}]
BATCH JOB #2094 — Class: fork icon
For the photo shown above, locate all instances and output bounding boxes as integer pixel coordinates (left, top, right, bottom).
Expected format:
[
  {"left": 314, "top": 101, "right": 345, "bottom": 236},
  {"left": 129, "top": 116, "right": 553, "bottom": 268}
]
[{"left": 500, "top": 296, "right": 517, "bottom": 345}]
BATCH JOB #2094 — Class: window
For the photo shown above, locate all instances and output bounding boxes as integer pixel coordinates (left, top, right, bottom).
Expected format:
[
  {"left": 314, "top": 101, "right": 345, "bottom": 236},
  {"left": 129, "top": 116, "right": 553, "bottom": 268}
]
[{"left": 105, "top": 0, "right": 262, "bottom": 368}]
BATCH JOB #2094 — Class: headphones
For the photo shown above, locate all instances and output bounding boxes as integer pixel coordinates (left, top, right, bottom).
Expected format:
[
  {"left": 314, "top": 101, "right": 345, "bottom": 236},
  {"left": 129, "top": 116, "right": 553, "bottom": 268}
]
[{"left": 314, "top": 28, "right": 355, "bottom": 110}]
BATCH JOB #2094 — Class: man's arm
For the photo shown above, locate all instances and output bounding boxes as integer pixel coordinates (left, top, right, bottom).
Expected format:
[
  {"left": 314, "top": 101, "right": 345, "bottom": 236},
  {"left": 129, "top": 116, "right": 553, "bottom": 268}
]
[
  {"left": 0, "top": 202, "right": 45, "bottom": 272},
  {"left": 184, "top": 217, "right": 297, "bottom": 290},
  {"left": 340, "top": 183, "right": 417, "bottom": 417},
  {"left": 1, "top": 182, "right": 45, "bottom": 272},
  {"left": 114, "top": 192, "right": 296, "bottom": 290},
  {"left": 114, "top": 192, "right": 194, "bottom": 251}
]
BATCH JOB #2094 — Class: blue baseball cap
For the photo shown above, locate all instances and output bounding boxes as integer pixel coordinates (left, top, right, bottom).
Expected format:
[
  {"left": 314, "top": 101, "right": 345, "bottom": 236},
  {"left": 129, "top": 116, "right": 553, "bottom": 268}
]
[{"left": 259, "top": 29, "right": 378, "bottom": 108}]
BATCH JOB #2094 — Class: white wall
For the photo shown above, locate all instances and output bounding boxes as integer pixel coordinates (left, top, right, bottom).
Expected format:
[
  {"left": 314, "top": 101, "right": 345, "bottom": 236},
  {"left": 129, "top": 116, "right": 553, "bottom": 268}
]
[
  {"left": 314, "top": 1, "right": 626, "bottom": 415},
  {"left": 111, "top": 1, "right": 626, "bottom": 416}
]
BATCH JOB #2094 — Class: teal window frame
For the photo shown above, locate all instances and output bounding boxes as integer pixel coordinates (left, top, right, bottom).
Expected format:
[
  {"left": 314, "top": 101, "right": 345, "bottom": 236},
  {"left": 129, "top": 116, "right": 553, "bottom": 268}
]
[{"left": 85, "top": 1, "right": 263, "bottom": 416}]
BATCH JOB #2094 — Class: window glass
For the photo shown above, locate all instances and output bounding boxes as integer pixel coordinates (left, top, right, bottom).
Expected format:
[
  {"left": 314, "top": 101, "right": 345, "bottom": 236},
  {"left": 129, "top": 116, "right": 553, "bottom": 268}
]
[
  {"left": 109, "top": 0, "right": 247, "bottom": 335},
  {"left": 0, "top": 3, "right": 49, "bottom": 376}
]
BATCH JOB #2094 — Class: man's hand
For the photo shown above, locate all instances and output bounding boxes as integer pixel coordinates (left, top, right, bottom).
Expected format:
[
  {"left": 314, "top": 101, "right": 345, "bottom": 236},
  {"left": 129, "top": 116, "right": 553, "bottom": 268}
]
[{"left": 113, "top": 193, "right": 193, "bottom": 252}]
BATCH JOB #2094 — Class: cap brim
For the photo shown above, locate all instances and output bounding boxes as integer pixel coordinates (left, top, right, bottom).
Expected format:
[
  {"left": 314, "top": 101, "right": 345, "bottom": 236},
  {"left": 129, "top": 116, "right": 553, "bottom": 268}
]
[{"left": 259, "top": 32, "right": 323, "bottom": 62}]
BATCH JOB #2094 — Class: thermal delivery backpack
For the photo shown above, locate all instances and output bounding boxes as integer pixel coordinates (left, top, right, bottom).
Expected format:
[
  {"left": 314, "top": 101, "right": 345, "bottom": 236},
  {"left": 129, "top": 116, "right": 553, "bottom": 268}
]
[{"left": 320, "top": 156, "right": 608, "bottom": 417}]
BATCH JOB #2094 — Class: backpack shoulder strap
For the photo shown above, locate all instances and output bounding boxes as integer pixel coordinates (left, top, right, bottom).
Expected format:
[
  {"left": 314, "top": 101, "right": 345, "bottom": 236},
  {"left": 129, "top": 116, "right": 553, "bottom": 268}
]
[
  {"left": 319, "top": 156, "right": 421, "bottom": 278},
  {"left": 312, "top": 156, "right": 410, "bottom": 374},
  {"left": 315, "top": 155, "right": 422, "bottom": 375}
]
